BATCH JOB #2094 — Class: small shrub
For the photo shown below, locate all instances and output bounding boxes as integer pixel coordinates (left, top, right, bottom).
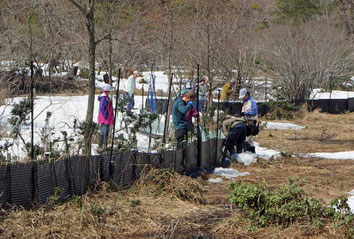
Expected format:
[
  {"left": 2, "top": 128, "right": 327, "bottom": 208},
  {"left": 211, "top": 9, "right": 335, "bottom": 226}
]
[
  {"left": 265, "top": 100, "right": 300, "bottom": 120},
  {"left": 227, "top": 179, "right": 354, "bottom": 234},
  {"left": 79, "top": 68, "right": 90, "bottom": 79}
]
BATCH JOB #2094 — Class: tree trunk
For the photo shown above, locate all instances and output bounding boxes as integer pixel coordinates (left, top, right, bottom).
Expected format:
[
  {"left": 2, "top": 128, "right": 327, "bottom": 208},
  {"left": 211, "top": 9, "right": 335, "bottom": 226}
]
[
  {"left": 108, "top": 36, "right": 113, "bottom": 84},
  {"left": 163, "top": 9, "right": 174, "bottom": 144},
  {"left": 84, "top": 4, "right": 96, "bottom": 155}
]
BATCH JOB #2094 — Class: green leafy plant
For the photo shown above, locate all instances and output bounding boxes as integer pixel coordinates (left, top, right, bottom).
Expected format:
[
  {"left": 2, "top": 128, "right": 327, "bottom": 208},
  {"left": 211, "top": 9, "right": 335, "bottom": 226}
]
[
  {"left": 227, "top": 179, "right": 353, "bottom": 235},
  {"left": 265, "top": 100, "right": 300, "bottom": 120}
]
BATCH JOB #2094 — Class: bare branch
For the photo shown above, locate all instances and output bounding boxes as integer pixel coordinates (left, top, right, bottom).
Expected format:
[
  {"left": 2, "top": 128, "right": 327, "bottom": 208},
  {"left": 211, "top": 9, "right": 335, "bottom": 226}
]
[{"left": 67, "top": 0, "right": 87, "bottom": 16}]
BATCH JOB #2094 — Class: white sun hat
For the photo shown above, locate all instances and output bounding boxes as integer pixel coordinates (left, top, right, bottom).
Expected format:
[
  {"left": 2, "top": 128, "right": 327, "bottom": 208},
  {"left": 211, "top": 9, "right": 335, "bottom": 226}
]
[
  {"left": 102, "top": 84, "right": 115, "bottom": 92},
  {"left": 239, "top": 88, "right": 248, "bottom": 99}
]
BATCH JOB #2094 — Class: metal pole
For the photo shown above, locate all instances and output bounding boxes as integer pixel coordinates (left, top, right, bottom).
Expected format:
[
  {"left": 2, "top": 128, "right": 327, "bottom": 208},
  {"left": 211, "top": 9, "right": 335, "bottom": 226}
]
[
  {"left": 265, "top": 76, "right": 268, "bottom": 102},
  {"left": 109, "top": 68, "right": 121, "bottom": 164},
  {"left": 215, "top": 89, "right": 221, "bottom": 165},
  {"left": 141, "top": 85, "right": 144, "bottom": 112},
  {"left": 162, "top": 73, "right": 173, "bottom": 145},
  {"left": 30, "top": 61, "right": 34, "bottom": 160},
  {"left": 196, "top": 64, "right": 201, "bottom": 168},
  {"left": 179, "top": 76, "right": 182, "bottom": 95}
]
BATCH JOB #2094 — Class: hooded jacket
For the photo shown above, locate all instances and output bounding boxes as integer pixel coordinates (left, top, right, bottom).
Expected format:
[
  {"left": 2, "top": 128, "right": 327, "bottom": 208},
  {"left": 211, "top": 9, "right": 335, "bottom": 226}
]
[
  {"left": 172, "top": 97, "right": 192, "bottom": 130},
  {"left": 98, "top": 92, "right": 114, "bottom": 125}
]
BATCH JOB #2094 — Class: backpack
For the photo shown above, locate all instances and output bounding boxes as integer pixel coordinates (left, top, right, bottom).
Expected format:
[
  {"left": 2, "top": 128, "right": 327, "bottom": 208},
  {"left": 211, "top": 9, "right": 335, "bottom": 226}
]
[{"left": 245, "top": 120, "right": 260, "bottom": 136}]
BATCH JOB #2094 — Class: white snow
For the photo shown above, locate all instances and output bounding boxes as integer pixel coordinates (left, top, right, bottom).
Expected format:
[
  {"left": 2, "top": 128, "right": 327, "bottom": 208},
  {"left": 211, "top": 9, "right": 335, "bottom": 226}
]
[
  {"left": 0, "top": 94, "right": 157, "bottom": 160},
  {"left": 262, "top": 122, "right": 306, "bottom": 130},
  {"left": 310, "top": 89, "right": 354, "bottom": 100},
  {"left": 255, "top": 142, "right": 282, "bottom": 160},
  {"left": 305, "top": 151, "right": 354, "bottom": 160},
  {"left": 213, "top": 167, "right": 250, "bottom": 179},
  {"left": 348, "top": 190, "right": 354, "bottom": 214},
  {"left": 234, "top": 142, "right": 281, "bottom": 166},
  {"left": 236, "top": 152, "right": 258, "bottom": 166},
  {"left": 208, "top": 177, "right": 223, "bottom": 183}
]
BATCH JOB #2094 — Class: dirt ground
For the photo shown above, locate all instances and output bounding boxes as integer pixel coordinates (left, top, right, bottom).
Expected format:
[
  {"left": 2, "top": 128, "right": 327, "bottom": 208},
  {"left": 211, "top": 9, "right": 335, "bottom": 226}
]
[{"left": 0, "top": 111, "right": 353, "bottom": 238}]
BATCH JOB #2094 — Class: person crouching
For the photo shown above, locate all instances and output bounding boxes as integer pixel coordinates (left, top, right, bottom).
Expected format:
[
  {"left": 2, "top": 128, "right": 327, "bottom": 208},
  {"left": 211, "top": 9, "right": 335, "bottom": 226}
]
[
  {"left": 98, "top": 84, "right": 115, "bottom": 148},
  {"left": 222, "top": 116, "right": 249, "bottom": 160},
  {"left": 172, "top": 90, "right": 196, "bottom": 149}
]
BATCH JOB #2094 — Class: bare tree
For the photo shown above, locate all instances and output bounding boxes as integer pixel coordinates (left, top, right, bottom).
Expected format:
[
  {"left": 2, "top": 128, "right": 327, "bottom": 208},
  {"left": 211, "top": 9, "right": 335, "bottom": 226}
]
[
  {"left": 67, "top": 0, "right": 110, "bottom": 154},
  {"left": 263, "top": 21, "right": 353, "bottom": 101}
]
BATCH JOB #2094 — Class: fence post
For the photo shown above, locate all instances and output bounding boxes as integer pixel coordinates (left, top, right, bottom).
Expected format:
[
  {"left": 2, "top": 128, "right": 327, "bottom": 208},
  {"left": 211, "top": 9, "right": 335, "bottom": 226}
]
[
  {"left": 163, "top": 73, "right": 173, "bottom": 145},
  {"left": 215, "top": 89, "right": 221, "bottom": 166},
  {"left": 109, "top": 68, "right": 121, "bottom": 177},
  {"left": 196, "top": 64, "right": 201, "bottom": 168}
]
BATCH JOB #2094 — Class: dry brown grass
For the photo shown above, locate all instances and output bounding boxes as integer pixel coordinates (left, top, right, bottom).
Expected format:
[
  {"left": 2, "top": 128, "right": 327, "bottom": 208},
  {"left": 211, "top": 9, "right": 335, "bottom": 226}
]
[
  {"left": 1, "top": 112, "right": 353, "bottom": 238},
  {"left": 0, "top": 169, "right": 219, "bottom": 238},
  {"left": 136, "top": 168, "right": 207, "bottom": 204},
  {"left": 256, "top": 110, "right": 354, "bottom": 153}
]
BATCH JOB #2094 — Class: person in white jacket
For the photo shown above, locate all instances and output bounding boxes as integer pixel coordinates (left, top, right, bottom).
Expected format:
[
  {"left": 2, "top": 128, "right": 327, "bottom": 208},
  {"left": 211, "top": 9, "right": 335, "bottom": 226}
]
[{"left": 125, "top": 71, "right": 138, "bottom": 111}]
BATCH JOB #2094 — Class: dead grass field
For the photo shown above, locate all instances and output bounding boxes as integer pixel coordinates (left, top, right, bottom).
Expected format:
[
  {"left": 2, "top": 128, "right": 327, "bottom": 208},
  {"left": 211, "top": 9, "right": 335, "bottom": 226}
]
[
  {"left": 0, "top": 111, "right": 353, "bottom": 238},
  {"left": 256, "top": 110, "right": 354, "bottom": 154}
]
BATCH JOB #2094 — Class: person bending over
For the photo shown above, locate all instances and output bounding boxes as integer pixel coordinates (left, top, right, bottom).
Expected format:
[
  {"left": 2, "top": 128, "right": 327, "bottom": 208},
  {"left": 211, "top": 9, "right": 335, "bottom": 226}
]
[{"left": 172, "top": 90, "right": 196, "bottom": 149}]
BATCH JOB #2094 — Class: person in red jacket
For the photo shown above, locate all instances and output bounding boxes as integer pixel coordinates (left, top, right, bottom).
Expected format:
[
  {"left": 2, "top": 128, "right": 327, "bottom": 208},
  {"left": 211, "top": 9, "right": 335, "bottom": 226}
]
[{"left": 98, "top": 84, "right": 115, "bottom": 148}]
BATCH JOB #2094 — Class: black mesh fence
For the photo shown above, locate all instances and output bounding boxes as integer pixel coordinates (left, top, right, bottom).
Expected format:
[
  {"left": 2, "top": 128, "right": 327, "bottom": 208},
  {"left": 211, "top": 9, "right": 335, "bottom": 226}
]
[
  {"left": 68, "top": 156, "right": 89, "bottom": 196},
  {"left": 307, "top": 99, "right": 349, "bottom": 113},
  {"left": 0, "top": 164, "right": 10, "bottom": 206},
  {"left": 54, "top": 159, "right": 71, "bottom": 202},
  {"left": 37, "top": 162, "right": 56, "bottom": 205},
  {"left": 1, "top": 138, "right": 225, "bottom": 209},
  {"left": 349, "top": 98, "right": 354, "bottom": 112},
  {"left": 11, "top": 163, "right": 34, "bottom": 208}
]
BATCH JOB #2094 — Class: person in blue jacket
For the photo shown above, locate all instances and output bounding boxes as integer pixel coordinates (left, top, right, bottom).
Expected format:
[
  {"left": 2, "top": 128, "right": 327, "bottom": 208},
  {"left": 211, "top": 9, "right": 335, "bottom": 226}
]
[
  {"left": 172, "top": 89, "right": 196, "bottom": 149},
  {"left": 239, "top": 88, "right": 258, "bottom": 153}
]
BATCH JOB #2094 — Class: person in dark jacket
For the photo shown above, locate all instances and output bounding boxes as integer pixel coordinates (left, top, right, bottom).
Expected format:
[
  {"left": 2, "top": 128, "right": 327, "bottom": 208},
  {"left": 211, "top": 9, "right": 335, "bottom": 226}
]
[
  {"left": 222, "top": 116, "right": 249, "bottom": 160},
  {"left": 172, "top": 89, "right": 196, "bottom": 149}
]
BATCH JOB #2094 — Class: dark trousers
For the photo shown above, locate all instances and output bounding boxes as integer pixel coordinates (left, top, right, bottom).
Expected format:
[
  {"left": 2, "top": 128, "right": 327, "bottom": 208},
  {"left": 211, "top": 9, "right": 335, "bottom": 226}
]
[
  {"left": 226, "top": 123, "right": 247, "bottom": 155},
  {"left": 176, "top": 129, "right": 188, "bottom": 149},
  {"left": 198, "top": 99, "right": 206, "bottom": 112},
  {"left": 99, "top": 124, "right": 110, "bottom": 148},
  {"left": 125, "top": 92, "right": 134, "bottom": 111}
]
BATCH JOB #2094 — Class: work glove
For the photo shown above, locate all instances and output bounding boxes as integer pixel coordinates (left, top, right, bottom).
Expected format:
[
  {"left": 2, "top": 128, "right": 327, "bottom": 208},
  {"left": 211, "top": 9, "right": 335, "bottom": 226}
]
[{"left": 188, "top": 101, "right": 195, "bottom": 107}]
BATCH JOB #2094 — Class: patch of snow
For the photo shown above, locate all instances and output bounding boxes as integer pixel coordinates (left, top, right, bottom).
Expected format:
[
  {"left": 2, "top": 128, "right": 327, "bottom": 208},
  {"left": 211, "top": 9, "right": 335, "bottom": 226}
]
[
  {"left": 305, "top": 151, "right": 354, "bottom": 160},
  {"left": 236, "top": 152, "right": 258, "bottom": 166},
  {"left": 310, "top": 88, "right": 354, "bottom": 100},
  {"left": 255, "top": 142, "right": 281, "bottom": 160},
  {"left": 348, "top": 190, "right": 354, "bottom": 214},
  {"left": 213, "top": 167, "right": 250, "bottom": 179},
  {"left": 208, "top": 178, "right": 223, "bottom": 183},
  {"left": 262, "top": 122, "right": 306, "bottom": 130}
]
